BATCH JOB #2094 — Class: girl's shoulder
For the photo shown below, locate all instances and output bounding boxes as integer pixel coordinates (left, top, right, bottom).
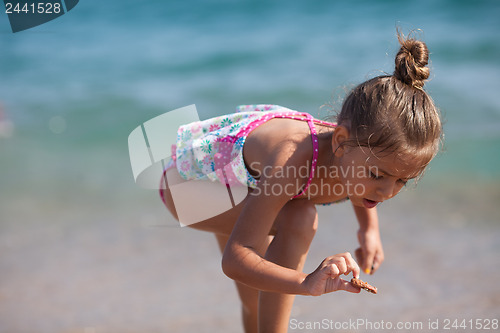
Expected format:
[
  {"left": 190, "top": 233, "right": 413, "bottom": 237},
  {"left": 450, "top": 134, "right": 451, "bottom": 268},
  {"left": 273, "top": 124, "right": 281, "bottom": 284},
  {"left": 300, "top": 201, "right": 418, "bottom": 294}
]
[{"left": 244, "top": 112, "right": 313, "bottom": 169}]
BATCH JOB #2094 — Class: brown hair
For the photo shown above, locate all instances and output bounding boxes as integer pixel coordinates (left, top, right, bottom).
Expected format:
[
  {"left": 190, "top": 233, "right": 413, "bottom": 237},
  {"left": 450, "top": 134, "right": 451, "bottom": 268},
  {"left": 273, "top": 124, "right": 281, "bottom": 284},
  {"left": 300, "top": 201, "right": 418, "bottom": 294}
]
[{"left": 337, "top": 32, "right": 442, "bottom": 174}]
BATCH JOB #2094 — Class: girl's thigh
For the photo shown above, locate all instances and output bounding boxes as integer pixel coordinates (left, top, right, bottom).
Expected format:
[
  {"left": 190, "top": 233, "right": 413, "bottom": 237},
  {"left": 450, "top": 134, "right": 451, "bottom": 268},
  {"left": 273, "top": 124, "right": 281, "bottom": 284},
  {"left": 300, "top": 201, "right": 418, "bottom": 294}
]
[{"left": 160, "top": 168, "right": 249, "bottom": 235}]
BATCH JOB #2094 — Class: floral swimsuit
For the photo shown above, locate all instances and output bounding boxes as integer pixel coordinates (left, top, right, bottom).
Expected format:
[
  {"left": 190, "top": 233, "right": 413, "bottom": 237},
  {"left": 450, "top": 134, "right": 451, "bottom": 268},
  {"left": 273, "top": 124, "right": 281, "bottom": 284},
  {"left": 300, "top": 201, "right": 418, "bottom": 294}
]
[{"left": 162, "top": 104, "right": 348, "bottom": 204}]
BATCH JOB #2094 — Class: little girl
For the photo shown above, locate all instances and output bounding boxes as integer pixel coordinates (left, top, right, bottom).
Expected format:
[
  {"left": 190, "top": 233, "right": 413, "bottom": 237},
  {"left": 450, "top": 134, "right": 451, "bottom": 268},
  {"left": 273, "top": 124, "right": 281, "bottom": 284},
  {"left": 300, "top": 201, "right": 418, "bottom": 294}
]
[{"left": 160, "top": 33, "right": 442, "bottom": 332}]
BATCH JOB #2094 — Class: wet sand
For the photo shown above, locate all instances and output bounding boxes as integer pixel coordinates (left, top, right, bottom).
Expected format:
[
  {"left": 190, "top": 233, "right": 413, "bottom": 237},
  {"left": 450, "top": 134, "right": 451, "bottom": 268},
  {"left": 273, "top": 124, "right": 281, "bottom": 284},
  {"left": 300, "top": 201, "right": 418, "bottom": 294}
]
[{"left": 0, "top": 182, "right": 499, "bottom": 333}]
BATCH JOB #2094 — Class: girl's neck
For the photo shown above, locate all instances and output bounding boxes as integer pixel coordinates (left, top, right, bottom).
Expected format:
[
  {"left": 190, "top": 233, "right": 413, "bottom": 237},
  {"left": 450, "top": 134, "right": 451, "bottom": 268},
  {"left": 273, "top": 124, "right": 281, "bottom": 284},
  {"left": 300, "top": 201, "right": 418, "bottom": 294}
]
[{"left": 316, "top": 127, "right": 340, "bottom": 181}]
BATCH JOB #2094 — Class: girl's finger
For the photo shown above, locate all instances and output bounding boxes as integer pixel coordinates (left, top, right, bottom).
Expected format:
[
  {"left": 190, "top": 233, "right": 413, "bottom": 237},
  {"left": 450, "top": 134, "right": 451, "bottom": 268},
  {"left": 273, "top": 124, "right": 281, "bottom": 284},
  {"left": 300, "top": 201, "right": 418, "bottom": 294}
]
[
  {"left": 344, "top": 253, "right": 360, "bottom": 279},
  {"left": 371, "top": 252, "right": 383, "bottom": 274},
  {"left": 337, "top": 278, "right": 361, "bottom": 294},
  {"left": 356, "top": 247, "right": 371, "bottom": 274},
  {"left": 328, "top": 263, "right": 340, "bottom": 277},
  {"left": 363, "top": 249, "right": 376, "bottom": 274},
  {"left": 334, "top": 257, "right": 348, "bottom": 275}
]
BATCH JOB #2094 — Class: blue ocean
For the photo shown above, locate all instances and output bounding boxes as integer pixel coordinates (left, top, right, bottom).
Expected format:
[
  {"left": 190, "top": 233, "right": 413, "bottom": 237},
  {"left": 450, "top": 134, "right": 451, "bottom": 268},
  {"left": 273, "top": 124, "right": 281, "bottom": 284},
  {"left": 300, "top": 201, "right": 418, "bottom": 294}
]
[{"left": 0, "top": 1, "right": 499, "bottom": 332}]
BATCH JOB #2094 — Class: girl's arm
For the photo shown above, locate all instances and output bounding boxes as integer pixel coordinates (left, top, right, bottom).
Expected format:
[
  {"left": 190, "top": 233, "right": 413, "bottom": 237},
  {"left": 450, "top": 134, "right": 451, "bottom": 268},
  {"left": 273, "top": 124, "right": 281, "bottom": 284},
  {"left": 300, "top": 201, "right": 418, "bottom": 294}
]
[
  {"left": 222, "top": 189, "right": 309, "bottom": 294},
  {"left": 222, "top": 190, "right": 360, "bottom": 295},
  {"left": 352, "top": 204, "right": 385, "bottom": 274},
  {"left": 222, "top": 150, "right": 360, "bottom": 296}
]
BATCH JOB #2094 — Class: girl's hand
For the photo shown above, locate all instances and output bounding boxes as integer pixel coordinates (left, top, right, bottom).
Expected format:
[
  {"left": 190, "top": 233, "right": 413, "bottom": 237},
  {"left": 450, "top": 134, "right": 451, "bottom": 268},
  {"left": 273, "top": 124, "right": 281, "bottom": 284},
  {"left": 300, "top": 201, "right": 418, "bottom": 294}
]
[
  {"left": 303, "top": 253, "right": 361, "bottom": 296},
  {"left": 356, "top": 228, "right": 384, "bottom": 275}
]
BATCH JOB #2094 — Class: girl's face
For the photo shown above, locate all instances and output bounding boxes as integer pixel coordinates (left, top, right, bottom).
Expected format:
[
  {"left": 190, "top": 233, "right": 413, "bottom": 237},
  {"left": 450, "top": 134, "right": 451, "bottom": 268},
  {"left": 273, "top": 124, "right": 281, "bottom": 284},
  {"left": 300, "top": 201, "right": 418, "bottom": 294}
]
[{"left": 337, "top": 146, "right": 422, "bottom": 209}]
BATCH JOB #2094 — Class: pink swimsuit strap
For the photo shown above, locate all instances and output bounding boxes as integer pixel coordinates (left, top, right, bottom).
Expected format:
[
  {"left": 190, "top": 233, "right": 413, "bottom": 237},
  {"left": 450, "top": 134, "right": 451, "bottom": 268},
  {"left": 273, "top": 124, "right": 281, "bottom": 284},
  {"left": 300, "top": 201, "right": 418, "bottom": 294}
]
[
  {"left": 235, "top": 111, "right": 336, "bottom": 199},
  {"left": 295, "top": 113, "right": 319, "bottom": 198}
]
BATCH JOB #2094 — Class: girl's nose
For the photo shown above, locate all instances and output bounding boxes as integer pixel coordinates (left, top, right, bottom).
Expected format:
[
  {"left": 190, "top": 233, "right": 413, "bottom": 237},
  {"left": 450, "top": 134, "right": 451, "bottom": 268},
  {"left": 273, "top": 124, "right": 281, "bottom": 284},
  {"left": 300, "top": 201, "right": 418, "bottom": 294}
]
[{"left": 375, "top": 181, "right": 395, "bottom": 200}]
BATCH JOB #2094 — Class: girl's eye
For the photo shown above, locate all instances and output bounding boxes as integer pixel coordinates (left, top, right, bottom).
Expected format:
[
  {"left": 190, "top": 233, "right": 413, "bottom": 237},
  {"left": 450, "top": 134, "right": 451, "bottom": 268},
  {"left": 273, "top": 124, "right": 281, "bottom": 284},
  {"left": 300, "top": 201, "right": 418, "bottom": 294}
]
[
  {"left": 398, "top": 179, "right": 408, "bottom": 186},
  {"left": 370, "top": 172, "right": 382, "bottom": 180}
]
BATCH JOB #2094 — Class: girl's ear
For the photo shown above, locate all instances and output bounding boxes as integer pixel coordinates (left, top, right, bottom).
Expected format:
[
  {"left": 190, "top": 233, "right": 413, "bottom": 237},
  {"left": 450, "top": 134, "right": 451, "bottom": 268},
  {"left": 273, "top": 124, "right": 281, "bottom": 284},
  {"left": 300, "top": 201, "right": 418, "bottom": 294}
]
[{"left": 332, "top": 125, "right": 350, "bottom": 157}]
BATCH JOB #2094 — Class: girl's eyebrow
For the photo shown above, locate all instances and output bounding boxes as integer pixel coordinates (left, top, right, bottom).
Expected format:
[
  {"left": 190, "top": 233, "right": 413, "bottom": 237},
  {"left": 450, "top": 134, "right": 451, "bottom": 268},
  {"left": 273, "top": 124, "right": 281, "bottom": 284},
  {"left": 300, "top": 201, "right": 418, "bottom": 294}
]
[
  {"left": 369, "top": 166, "right": 396, "bottom": 177},
  {"left": 377, "top": 167, "right": 417, "bottom": 180},
  {"left": 368, "top": 162, "right": 418, "bottom": 180}
]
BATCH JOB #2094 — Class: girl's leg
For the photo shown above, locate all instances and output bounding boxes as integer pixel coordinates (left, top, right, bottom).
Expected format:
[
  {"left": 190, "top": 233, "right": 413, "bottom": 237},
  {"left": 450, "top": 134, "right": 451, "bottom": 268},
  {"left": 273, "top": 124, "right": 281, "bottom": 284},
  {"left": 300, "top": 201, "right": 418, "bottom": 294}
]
[
  {"left": 216, "top": 234, "right": 272, "bottom": 333},
  {"left": 162, "top": 168, "right": 317, "bottom": 331},
  {"left": 259, "top": 200, "right": 318, "bottom": 333}
]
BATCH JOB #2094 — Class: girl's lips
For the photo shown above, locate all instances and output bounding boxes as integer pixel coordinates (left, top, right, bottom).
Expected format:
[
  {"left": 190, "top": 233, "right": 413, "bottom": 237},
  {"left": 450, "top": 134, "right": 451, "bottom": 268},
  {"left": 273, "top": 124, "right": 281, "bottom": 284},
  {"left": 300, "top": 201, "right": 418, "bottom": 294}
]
[{"left": 363, "top": 198, "right": 379, "bottom": 209}]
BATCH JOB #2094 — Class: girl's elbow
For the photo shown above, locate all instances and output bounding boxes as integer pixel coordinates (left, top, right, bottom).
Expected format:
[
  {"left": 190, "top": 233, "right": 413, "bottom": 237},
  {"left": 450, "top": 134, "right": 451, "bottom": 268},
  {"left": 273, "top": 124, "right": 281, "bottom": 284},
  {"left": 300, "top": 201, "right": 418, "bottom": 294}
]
[{"left": 221, "top": 249, "right": 241, "bottom": 281}]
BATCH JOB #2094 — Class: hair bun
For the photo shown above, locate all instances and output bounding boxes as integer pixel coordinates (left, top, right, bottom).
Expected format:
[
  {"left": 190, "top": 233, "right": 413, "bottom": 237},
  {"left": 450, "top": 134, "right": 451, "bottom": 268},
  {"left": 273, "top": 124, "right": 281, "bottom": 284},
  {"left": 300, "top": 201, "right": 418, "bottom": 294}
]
[{"left": 394, "top": 34, "right": 430, "bottom": 89}]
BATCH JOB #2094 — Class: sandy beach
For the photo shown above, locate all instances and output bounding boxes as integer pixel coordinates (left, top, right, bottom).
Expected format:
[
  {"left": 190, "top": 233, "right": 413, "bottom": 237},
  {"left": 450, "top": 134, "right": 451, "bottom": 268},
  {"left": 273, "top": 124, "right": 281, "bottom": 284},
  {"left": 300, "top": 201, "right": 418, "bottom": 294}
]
[{"left": 1, "top": 177, "right": 499, "bottom": 332}]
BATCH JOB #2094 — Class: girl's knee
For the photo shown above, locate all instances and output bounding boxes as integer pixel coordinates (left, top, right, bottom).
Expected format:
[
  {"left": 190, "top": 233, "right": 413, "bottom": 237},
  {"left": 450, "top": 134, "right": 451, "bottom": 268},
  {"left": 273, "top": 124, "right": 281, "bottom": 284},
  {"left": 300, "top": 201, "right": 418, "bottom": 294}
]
[{"left": 279, "top": 200, "right": 318, "bottom": 240}]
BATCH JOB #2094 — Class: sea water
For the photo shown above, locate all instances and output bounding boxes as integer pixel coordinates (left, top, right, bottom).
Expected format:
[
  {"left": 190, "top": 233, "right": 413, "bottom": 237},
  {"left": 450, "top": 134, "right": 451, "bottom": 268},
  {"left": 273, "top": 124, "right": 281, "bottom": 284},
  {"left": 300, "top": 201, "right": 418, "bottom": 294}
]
[{"left": 1, "top": 0, "right": 499, "bottom": 190}]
